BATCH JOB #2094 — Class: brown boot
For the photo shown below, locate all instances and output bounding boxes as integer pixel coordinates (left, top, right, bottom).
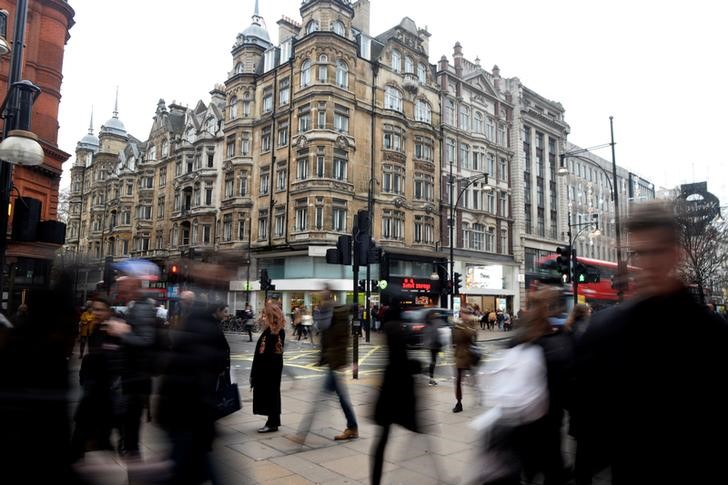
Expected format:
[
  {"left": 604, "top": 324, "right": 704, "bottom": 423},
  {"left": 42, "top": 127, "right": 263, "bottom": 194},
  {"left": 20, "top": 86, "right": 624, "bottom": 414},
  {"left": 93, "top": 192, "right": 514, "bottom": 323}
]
[{"left": 334, "top": 427, "right": 359, "bottom": 440}]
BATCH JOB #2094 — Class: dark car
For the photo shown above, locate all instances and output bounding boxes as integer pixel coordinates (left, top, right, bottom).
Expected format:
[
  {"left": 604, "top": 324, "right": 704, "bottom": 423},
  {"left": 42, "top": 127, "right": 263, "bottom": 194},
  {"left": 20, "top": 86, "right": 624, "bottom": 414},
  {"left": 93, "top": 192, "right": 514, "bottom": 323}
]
[{"left": 400, "top": 307, "right": 452, "bottom": 348}]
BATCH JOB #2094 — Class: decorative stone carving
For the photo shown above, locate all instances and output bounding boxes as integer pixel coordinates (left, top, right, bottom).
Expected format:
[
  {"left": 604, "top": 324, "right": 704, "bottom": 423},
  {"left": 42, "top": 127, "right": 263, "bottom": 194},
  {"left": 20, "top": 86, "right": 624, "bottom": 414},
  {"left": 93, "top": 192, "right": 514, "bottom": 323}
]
[
  {"left": 297, "top": 135, "right": 309, "bottom": 149},
  {"left": 335, "top": 135, "right": 349, "bottom": 150}
]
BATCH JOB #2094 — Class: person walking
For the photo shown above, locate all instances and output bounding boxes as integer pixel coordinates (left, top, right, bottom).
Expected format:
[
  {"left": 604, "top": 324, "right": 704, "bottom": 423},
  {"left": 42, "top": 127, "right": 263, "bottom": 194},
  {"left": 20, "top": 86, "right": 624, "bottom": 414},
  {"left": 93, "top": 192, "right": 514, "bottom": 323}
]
[
  {"left": 242, "top": 303, "right": 255, "bottom": 342},
  {"left": 70, "top": 295, "right": 117, "bottom": 462},
  {"left": 250, "top": 302, "right": 286, "bottom": 433},
  {"left": 103, "top": 271, "right": 157, "bottom": 460},
  {"left": 371, "top": 302, "right": 424, "bottom": 485},
  {"left": 294, "top": 302, "right": 359, "bottom": 444},
  {"left": 452, "top": 305, "right": 479, "bottom": 413},
  {"left": 425, "top": 311, "right": 444, "bottom": 386},
  {"left": 158, "top": 299, "right": 230, "bottom": 484},
  {"left": 573, "top": 201, "right": 728, "bottom": 484}
]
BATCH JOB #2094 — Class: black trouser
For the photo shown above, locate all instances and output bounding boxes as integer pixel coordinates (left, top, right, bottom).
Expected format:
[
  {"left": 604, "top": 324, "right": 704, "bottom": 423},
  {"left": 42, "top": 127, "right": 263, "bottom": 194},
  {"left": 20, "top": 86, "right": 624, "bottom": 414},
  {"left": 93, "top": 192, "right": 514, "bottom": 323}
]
[
  {"left": 455, "top": 368, "right": 465, "bottom": 402},
  {"left": 121, "top": 393, "right": 146, "bottom": 454},
  {"left": 429, "top": 348, "right": 438, "bottom": 379},
  {"left": 371, "top": 424, "right": 391, "bottom": 485},
  {"left": 265, "top": 414, "right": 281, "bottom": 428}
]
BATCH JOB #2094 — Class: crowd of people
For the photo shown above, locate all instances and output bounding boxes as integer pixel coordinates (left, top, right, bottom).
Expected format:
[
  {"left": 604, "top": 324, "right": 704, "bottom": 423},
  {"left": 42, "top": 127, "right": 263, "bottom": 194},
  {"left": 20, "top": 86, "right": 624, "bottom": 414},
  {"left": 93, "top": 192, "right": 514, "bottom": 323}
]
[{"left": 1, "top": 201, "right": 727, "bottom": 484}]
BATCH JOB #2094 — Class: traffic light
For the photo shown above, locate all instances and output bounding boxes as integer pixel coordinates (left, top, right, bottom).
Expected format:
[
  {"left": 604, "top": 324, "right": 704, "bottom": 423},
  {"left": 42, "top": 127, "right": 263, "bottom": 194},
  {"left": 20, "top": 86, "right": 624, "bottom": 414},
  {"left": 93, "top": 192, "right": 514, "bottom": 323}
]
[
  {"left": 367, "top": 243, "right": 382, "bottom": 264},
  {"left": 575, "top": 263, "right": 587, "bottom": 283},
  {"left": 357, "top": 279, "right": 366, "bottom": 292},
  {"left": 326, "top": 235, "right": 353, "bottom": 265},
  {"left": 355, "top": 210, "right": 371, "bottom": 266},
  {"left": 453, "top": 272, "right": 462, "bottom": 295},
  {"left": 556, "top": 246, "right": 572, "bottom": 282},
  {"left": 168, "top": 263, "right": 179, "bottom": 284}
]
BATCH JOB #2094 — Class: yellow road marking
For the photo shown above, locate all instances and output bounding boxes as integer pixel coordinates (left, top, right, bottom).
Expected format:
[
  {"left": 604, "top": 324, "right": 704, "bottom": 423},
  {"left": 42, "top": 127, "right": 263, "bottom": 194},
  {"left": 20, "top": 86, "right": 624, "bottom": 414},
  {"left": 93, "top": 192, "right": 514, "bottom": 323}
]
[{"left": 359, "top": 345, "right": 381, "bottom": 366}]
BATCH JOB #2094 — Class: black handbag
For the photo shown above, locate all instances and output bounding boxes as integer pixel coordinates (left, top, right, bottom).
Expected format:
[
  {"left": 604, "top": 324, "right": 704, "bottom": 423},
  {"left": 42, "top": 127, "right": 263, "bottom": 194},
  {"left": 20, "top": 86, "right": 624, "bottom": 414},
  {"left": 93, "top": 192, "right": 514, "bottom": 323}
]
[
  {"left": 469, "top": 344, "right": 483, "bottom": 367},
  {"left": 214, "top": 369, "right": 241, "bottom": 420}
]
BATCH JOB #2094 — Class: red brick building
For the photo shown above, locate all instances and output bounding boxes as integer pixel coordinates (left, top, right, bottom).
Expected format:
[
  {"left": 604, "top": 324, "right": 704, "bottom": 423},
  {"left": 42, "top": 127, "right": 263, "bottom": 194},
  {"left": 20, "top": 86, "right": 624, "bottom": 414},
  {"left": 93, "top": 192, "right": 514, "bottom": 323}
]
[{"left": 0, "top": 0, "right": 74, "bottom": 307}]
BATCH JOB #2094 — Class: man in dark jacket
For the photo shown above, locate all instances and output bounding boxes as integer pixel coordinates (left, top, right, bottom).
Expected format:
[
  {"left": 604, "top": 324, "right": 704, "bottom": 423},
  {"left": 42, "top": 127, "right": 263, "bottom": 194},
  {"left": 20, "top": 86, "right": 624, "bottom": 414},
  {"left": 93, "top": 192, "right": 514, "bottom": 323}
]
[
  {"left": 105, "top": 275, "right": 156, "bottom": 460},
  {"left": 573, "top": 201, "right": 728, "bottom": 484},
  {"left": 294, "top": 297, "right": 358, "bottom": 443}
]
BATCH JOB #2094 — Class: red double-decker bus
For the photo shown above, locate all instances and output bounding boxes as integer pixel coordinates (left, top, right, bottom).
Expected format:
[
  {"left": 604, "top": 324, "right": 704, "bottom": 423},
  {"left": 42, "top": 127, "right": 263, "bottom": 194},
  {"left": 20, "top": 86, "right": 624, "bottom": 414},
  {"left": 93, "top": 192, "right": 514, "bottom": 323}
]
[{"left": 534, "top": 254, "right": 637, "bottom": 308}]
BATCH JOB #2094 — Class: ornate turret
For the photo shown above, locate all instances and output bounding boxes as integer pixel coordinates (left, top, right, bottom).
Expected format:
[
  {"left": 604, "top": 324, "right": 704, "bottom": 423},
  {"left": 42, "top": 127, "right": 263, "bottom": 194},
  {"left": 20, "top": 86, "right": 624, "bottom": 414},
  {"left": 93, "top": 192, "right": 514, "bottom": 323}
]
[
  {"left": 99, "top": 87, "right": 128, "bottom": 139},
  {"left": 76, "top": 108, "right": 99, "bottom": 153}
]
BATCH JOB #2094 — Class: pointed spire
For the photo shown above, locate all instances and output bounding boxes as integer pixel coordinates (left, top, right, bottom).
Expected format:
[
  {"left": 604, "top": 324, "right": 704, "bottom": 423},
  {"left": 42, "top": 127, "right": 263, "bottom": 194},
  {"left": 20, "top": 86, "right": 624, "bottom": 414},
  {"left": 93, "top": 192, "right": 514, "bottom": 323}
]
[
  {"left": 88, "top": 107, "right": 94, "bottom": 135},
  {"left": 252, "top": 0, "right": 262, "bottom": 24},
  {"left": 113, "top": 86, "right": 119, "bottom": 118}
]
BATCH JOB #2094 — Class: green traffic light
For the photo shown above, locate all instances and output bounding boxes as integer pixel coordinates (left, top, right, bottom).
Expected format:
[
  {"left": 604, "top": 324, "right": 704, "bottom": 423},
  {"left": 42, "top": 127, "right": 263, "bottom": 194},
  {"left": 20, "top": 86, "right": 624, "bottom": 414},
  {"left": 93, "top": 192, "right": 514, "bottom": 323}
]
[{"left": 579, "top": 274, "right": 585, "bottom": 283}]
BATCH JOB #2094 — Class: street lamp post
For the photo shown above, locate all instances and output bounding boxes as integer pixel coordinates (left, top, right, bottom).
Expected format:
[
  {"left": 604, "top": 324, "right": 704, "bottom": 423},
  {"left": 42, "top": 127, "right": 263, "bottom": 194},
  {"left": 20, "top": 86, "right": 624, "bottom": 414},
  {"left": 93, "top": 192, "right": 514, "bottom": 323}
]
[
  {"left": 0, "top": 1, "right": 46, "bottom": 311},
  {"left": 558, "top": 117, "right": 624, "bottom": 301},
  {"left": 448, "top": 171, "right": 492, "bottom": 309}
]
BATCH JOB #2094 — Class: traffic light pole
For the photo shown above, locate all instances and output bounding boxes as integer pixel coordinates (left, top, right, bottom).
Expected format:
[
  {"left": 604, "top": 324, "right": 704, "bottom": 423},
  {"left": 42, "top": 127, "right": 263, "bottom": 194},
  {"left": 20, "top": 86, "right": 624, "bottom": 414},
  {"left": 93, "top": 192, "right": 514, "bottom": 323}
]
[{"left": 351, "top": 232, "right": 359, "bottom": 380}]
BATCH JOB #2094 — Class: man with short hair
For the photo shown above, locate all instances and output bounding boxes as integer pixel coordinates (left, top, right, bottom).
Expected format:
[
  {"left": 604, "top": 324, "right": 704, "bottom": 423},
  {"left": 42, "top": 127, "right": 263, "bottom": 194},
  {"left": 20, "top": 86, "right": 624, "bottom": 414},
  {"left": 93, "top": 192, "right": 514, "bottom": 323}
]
[{"left": 573, "top": 201, "right": 728, "bottom": 484}]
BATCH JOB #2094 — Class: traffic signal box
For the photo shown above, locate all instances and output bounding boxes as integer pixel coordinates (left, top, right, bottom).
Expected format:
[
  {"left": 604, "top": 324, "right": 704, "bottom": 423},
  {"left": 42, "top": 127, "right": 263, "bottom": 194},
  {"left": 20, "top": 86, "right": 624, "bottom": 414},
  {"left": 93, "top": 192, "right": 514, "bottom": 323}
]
[
  {"left": 453, "top": 272, "right": 462, "bottom": 295},
  {"left": 556, "top": 246, "right": 572, "bottom": 282},
  {"left": 259, "top": 268, "right": 276, "bottom": 292}
]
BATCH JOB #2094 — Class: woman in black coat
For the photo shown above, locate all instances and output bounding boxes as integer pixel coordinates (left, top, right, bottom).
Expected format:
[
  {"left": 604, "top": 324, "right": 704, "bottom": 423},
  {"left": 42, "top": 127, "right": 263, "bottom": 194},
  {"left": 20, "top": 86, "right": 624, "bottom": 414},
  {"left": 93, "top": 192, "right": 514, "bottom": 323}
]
[
  {"left": 371, "top": 303, "right": 420, "bottom": 485},
  {"left": 250, "top": 302, "right": 286, "bottom": 433},
  {"left": 157, "top": 301, "right": 230, "bottom": 484}
]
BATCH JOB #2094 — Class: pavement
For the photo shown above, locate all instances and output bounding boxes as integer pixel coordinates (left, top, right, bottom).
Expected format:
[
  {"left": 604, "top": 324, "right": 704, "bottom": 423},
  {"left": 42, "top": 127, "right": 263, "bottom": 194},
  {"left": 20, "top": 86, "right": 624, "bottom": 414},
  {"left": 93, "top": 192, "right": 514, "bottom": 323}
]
[{"left": 69, "top": 328, "right": 611, "bottom": 484}]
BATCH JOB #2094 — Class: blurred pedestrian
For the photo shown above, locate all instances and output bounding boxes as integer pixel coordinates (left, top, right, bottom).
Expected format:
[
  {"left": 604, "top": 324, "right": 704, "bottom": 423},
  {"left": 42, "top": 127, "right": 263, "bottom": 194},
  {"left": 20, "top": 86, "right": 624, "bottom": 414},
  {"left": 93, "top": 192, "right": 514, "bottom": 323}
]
[
  {"left": 453, "top": 305, "right": 479, "bottom": 413},
  {"left": 78, "top": 300, "right": 95, "bottom": 359},
  {"left": 71, "top": 295, "right": 116, "bottom": 462},
  {"left": 314, "top": 286, "right": 334, "bottom": 365},
  {"left": 516, "top": 287, "right": 575, "bottom": 485},
  {"left": 158, "top": 299, "right": 230, "bottom": 484},
  {"left": 371, "top": 302, "right": 423, "bottom": 485},
  {"left": 487, "top": 309, "right": 497, "bottom": 331},
  {"left": 294, "top": 303, "right": 358, "bottom": 444},
  {"left": 573, "top": 201, "right": 728, "bottom": 484},
  {"left": 104, "top": 274, "right": 156, "bottom": 460},
  {"left": 10, "top": 303, "right": 29, "bottom": 328},
  {"left": 242, "top": 302, "right": 255, "bottom": 342},
  {"left": 565, "top": 304, "right": 591, "bottom": 342},
  {"left": 425, "top": 311, "right": 445, "bottom": 386},
  {"left": 250, "top": 302, "right": 286, "bottom": 433}
]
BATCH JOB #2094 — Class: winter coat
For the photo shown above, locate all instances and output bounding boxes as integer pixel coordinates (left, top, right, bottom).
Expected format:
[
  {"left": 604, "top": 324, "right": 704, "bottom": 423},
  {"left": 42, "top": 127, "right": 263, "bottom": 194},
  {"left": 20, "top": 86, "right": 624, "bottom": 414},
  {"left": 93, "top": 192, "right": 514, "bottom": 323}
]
[
  {"left": 119, "top": 297, "right": 156, "bottom": 395},
  {"left": 424, "top": 317, "right": 444, "bottom": 350},
  {"left": 157, "top": 305, "right": 230, "bottom": 436},
  {"left": 453, "top": 316, "right": 478, "bottom": 369},
  {"left": 374, "top": 319, "right": 419, "bottom": 432},
  {"left": 79, "top": 310, "right": 95, "bottom": 337},
  {"left": 251, "top": 328, "right": 285, "bottom": 417},
  {"left": 573, "top": 287, "right": 728, "bottom": 484},
  {"left": 322, "top": 305, "right": 350, "bottom": 370}
]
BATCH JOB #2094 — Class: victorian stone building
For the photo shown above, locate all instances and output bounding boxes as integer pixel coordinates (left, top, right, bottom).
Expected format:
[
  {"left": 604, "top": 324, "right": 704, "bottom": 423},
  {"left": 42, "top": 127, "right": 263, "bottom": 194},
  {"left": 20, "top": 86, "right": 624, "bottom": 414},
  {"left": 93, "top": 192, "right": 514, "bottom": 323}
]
[
  {"left": 66, "top": 0, "right": 444, "bottom": 311},
  {"left": 436, "top": 44, "right": 518, "bottom": 312}
]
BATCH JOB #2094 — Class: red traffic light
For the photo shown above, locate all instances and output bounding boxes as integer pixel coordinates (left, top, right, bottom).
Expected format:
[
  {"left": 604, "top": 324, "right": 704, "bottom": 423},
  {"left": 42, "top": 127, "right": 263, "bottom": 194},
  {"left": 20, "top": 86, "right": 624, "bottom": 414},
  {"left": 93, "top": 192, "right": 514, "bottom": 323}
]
[{"left": 171, "top": 265, "right": 178, "bottom": 273}]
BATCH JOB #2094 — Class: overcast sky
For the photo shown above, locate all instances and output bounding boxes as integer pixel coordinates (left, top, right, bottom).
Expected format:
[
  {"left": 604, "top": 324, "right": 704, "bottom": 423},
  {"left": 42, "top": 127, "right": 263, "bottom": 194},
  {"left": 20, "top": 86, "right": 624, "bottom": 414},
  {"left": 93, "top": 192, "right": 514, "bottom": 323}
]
[{"left": 57, "top": 0, "right": 728, "bottom": 202}]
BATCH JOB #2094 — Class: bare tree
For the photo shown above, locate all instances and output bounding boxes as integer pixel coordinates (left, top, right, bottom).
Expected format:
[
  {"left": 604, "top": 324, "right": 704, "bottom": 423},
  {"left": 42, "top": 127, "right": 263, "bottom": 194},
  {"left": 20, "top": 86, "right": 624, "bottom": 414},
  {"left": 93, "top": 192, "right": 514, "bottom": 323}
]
[
  {"left": 57, "top": 186, "right": 70, "bottom": 224},
  {"left": 676, "top": 211, "right": 728, "bottom": 303}
]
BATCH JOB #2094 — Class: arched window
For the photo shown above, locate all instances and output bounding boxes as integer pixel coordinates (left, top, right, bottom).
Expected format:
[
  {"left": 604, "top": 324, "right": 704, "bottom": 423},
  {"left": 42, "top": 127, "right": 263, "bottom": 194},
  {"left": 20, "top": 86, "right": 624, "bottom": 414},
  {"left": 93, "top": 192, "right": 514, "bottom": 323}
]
[
  {"left": 417, "top": 63, "right": 427, "bottom": 83},
  {"left": 306, "top": 20, "right": 319, "bottom": 34},
  {"left": 235, "top": 62, "right": 245, "bottom": 74},
  {"left": 446, "top": 99, "right": 455, "bottom": 125},
  {"left": 404, "top": 56, "right": 414, "bottom": 73},
  {"left": 384, "top": 86, "right": 403, "bottom": 112},
  {"left": 300, "top": 59, "right": 312, "bottom": 87},
  {"left": 336, "top": 60, "right": 348, "bottom": 88},
  {"left": 147, "top": 145, "right": 156, "bottom": 161},
  {"left": 459, "top": 105, "right": 471, "bottom": 131},
  {"left": 415, "top": 99, "right": 431, "bottom": 123},
  {"left": 318, "top": 54, "right": 328, "bottom": 83},
  {"left": 229, "top": 96, "right": 238, "bottom": 120},
  {"left": 161, "top": 139, "right": 169, "bottom": 157},
  {"left": 474, "top": 111, "right": 483, "bottom": 134},
  {"left": 332, "top": 20, "right": 345, "bottom": 36},
  {"left": 391, "top": 49, "right": 401, "bottom": 72}
]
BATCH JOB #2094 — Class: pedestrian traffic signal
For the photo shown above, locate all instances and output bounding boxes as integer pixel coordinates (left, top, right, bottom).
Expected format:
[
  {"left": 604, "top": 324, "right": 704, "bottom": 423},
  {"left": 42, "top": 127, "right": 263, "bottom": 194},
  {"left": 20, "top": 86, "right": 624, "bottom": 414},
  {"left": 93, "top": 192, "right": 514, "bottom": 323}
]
[
  {"left": 357, "top": 279, "right": 366, "bottom": 292},
  {"left": 453, "top": 272, "right": 462, "bottom": 295},
  {"left": 556, "top": 246, "right": 572, "bottom": 282},
  {"left": 326, "top": 235, "right": 353, "bottom": 265}
]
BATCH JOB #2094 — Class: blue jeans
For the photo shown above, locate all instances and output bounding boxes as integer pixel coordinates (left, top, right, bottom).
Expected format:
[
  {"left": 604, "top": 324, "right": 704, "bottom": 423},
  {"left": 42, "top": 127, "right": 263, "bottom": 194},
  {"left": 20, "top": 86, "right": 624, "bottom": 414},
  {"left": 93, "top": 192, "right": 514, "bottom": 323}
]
[
  {"left": 298, "top": 368, "right": 358, "bottom": 436},
  {"left": 324, "top": 369, "right": 358, "bottom": 429}
]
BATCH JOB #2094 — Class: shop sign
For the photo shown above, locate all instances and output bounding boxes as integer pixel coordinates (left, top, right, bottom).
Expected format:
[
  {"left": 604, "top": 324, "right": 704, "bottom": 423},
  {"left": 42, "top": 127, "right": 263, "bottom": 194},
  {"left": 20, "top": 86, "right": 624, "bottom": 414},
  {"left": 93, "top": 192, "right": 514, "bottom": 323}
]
[
  {"left": 676, "top": 182, "right": 720, "bottom": 231},
  {"left": 465, "top": 265, "right": 504, "bottom": 290},
  {"left": 401, "top": 278, "right": 432, "bottom": 291}
]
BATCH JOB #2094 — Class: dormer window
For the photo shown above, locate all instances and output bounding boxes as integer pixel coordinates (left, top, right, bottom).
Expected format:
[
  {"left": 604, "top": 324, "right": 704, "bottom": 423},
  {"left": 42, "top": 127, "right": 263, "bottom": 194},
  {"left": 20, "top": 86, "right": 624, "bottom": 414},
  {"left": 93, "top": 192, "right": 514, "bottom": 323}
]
[
  {"left": 186, "top": 127, "right": 196, "bottom": 143},
  {"left": 161, "top": 140, "right": 169, "bottom": 157},
  {"left": 206, "top": 117, "right": 217, "bottom": 134},
  {"left": 332, "top": 21, "right": 345, "bottom": 36},
  {"left": 306, "top": 20, "right": 319, "bottom": 34},
  {"left": 235, "top": 62, "right": 244, "bottom": 74}
]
